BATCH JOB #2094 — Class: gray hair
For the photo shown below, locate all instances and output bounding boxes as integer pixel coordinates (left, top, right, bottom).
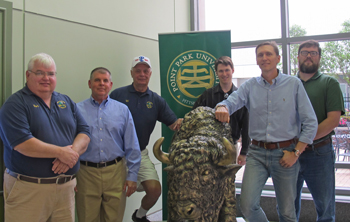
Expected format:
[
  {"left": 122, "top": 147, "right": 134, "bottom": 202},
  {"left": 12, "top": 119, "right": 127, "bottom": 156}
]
[
  {"left": 27, "top": 53, "right": 56, "bottom": 71},
  {"left": 90, "top": 67, "right": 112, "bottom": 80}
]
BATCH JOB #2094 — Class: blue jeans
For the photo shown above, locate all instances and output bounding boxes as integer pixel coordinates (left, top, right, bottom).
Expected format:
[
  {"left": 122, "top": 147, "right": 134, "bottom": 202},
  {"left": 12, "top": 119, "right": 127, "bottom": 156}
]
[
  {"left": 295, "top": 142, "right": 335, "bottom": 222},
  {"left": 240, "top": 144, "right": 299, "bottom": 222}
]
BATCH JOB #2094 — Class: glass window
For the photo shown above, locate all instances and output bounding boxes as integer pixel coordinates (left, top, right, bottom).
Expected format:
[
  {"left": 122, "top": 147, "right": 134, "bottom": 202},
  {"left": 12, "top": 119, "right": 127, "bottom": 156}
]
[
  {"left": 289, "top": 0, "right": 350, "bottom": 36},
  {"left": 231, "top": 48, "right": 260, "bottom": 79},
  {"left": 204, "top": 0, "right": 281, "bottom": 42},
  {"left": 290, "top": 39, "right": 350, "bottom": 80},
  {"left": 198, "top": 0, "right": 350, "bottom": 195},
  {"left": 231, "top": 47, "right": 284, "bottom": 82},
  {"left": 289, "top": 43, "right": 302, "bottom": 76}
]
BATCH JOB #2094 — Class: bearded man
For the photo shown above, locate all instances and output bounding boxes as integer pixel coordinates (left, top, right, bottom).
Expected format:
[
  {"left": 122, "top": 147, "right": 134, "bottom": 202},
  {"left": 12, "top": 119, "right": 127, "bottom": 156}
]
[{"left": 295, "top": 40, "right": 345, "bottom": 222}]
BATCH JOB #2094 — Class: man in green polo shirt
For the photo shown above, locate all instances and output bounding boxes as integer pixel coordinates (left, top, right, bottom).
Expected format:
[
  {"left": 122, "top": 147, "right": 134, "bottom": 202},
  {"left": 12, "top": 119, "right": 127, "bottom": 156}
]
[{"left": 295, "top": 39, "right": 345, "bottom": 222}]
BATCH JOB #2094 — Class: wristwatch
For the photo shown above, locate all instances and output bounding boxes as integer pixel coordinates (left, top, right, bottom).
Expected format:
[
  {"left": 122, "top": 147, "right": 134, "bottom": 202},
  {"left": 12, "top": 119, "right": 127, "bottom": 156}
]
[{"left": 292, "top": 148, "right": 301, "bottom": 157}]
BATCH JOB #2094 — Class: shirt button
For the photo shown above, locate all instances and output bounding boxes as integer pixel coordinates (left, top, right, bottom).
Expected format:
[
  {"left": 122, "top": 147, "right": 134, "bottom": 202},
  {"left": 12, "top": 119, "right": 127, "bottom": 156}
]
[
  {"left": 100, "top": 139, "right": 102, "bottom": 141},
  {"left": 100, "top": 128, "right": 102, "bottom": 130},
  {"left": 101, "top": 150, "right": 103, "bottom": 152}
]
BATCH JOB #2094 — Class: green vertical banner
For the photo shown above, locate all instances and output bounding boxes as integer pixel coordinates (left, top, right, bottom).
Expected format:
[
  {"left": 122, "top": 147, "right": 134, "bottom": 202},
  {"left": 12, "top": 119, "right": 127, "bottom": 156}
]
[{"left": 158, "top": 30, "right": 231, "bottom": 219}]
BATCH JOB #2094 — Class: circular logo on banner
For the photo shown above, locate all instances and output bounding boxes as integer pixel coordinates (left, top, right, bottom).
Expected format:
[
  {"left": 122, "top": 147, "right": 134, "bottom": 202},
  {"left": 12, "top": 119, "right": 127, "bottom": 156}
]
[{"left": 167, "top": 50, "right": 218, "bottom": 108}]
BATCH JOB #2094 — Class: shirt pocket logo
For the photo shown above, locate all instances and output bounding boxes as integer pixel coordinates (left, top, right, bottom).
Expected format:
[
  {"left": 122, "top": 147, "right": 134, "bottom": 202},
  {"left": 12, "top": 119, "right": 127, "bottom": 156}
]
[
  {"left": 146, "top": 101, "right": 153, "bottom": 109},
  {"left": 57, "top": 100, "right": 67, "bottom": 109}
]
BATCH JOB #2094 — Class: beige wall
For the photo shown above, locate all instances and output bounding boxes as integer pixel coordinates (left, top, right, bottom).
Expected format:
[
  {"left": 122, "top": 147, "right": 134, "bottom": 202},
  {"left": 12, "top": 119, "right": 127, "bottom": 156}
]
[{"left": 8, "top": 0, "right": 190, "bottom": 220}]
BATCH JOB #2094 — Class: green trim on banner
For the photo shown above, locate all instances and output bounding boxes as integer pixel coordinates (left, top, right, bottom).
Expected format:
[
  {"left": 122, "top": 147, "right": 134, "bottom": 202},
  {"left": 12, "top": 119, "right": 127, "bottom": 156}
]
[{"left": 158, "top": 30, "right": 231, "bottom": 220}]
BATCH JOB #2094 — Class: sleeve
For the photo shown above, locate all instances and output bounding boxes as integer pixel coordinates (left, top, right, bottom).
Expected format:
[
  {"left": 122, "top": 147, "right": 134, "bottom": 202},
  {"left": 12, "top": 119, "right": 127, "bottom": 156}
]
[
  {"left": 326, "top": 78, "right": 345, "bottom": 115},
  {"left": 219, "top": 81, "right": 249, "bottom": 115},
  {"left": 123, "top": 109, "right": 141, "bottom": 182},
  {"left": 239, "top": 107, "right": 250, "bottom": 155},
  {"left": 157, "top": 96, "right": 177, "bottom": 126},
  {"left": 0, "top": 97, "right": 34, "bottom": 148},
  {"left": 296, "top": 81, "right": 318, "bottom": 144},
  {"left": 70, "top": 99, "right": 91, "bottom": 138}
]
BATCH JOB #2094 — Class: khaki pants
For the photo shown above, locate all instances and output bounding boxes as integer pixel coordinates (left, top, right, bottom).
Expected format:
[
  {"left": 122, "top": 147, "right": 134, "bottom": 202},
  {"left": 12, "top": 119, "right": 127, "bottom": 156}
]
[
  {"left": 76, "top": 159, "right": 127, "bottom": 222},
  {"left": 3, "top": 171, "right": 76, "bottom": 222}
]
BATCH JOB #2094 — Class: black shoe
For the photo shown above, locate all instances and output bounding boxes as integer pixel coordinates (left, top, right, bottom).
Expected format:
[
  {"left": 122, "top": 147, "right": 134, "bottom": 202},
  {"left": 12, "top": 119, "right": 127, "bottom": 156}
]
[{"left": 132, "top": 209, "right": 151, "bottom": 222}]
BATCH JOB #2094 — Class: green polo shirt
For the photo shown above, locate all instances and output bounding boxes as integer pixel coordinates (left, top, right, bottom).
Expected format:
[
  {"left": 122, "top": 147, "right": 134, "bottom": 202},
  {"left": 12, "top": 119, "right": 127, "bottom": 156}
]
[{"left": 298, "top": 71, "right": 345, "bottom": 142}]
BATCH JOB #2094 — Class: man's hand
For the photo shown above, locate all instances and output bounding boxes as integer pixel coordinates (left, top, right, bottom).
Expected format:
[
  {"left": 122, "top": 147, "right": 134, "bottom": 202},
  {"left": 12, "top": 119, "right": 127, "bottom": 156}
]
[
  {"left": 215, "top": 106, "right": 230, "bottom": 123},
  {"left": 123, "top": 180, "right": 137, "bottom": 197},
  {"left": 58, "top": 145, "right": 79, "bottom": 168},
  {"left": 172, "top": 118, "right": 183, "bottom": 131},
  {"left": 52, "top": 158, "right": 70, "bottom": 174},
  {"left": 279, "top": 150, "right": 298, "bottom": 168},
  {"left": 237, "top": 154, "right": 247, "bottom": 166}
]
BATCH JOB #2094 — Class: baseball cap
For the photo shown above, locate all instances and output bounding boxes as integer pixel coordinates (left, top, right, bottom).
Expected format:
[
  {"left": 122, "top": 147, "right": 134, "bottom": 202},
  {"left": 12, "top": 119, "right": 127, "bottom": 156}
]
[{"left": 131, "top": 55, "right": 152, "bottom": 68}]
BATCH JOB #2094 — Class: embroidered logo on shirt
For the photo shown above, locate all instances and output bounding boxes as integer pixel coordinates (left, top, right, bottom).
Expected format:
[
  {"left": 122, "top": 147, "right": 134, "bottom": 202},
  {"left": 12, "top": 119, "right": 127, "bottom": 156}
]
[
  {"left": 33, "top": 104, "right": 39, "bottom": 108},
  {"left": 146, "top": 101, "right": 153, "bottom": 109},
  {"left": 57, "top": 101, "right": 67, "bottom": 109},
  {"left": 126, "top": 99, "right": 129, "bottom": 102}
]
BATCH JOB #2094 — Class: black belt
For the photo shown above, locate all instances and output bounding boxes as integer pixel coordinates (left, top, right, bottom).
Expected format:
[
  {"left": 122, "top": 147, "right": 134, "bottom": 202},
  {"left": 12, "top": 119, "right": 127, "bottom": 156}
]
[
  {"left": 80, "top": 157, "right": 122, "bottom": 168},
  {"left": 6, "top": 169, "right": 75, "bottom": 184},
  {"left": 252, "top": 138, "right": 298, "bottom": 150},
  {"left": 305, "top": 138, "right": 332, "bottom": 151}
]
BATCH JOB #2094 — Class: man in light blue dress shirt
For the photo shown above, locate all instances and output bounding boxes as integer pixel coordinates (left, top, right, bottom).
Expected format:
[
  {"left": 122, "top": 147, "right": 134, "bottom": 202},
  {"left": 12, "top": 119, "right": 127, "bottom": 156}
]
[
  {"left": 215, "top": 41, "right": 318, "bottom": 222},
  {"left": 76, "top": 67, "right": 141, "bottom": 222}
]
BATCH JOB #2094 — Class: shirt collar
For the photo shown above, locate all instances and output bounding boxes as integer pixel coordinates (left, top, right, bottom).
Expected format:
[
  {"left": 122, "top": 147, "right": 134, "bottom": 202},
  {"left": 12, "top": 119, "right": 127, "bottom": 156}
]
[
  {"left": 90, "top": 95, "right": 110, "bottom": 107},
  {"left": 297, "top": 71, "right": 322, "bottom": 82},
  {"left": 258, "top": 69, "right": 283, "bottom": 86},
  {"left": 129, "top": 83, "right": 150, "bottom": 96},
  {"left": 213, "top": 83, "right": 236, "bottom": 94}
]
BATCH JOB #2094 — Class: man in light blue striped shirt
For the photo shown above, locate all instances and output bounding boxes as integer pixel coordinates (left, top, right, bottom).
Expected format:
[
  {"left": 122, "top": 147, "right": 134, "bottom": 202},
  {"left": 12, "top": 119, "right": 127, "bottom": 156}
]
[
  {"left": 76, "top": 67, "right": 141, "bottom": 222},
  {"left": 215, "top": 41, "right": 318, "bottom": 222}
]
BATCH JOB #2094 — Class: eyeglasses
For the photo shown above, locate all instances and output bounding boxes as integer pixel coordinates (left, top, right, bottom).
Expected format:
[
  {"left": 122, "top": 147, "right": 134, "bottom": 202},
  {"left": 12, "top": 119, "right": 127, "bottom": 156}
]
[
  {"left": 28, "top": 70, "right": 56, "bottom": 77},
  {"left": 300, "top": 51, "right": 319, "bottom": 57}
]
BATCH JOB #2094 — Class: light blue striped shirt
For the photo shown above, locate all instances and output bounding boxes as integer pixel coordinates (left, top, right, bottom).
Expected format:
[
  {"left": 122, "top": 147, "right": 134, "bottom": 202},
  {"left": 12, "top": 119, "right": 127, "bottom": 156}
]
[
  {"left": 218, "top": 72, "right": 317, "bottom": 144},
  {"left": 77, "top": 96, "right": 141, "bottom": 182}
]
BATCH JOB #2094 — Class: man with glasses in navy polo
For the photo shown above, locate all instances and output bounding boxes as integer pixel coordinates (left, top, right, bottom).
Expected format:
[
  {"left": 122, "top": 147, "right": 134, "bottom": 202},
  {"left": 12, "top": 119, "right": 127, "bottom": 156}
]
[
  {"left": 0, "top": 53, "right": 91, "bottom": 221},
  {"left": 76, "top": 67, "right": 141, "bottom": 222},
  {"left": 295, "top": 40, "right": 344, "bottom": 222}
]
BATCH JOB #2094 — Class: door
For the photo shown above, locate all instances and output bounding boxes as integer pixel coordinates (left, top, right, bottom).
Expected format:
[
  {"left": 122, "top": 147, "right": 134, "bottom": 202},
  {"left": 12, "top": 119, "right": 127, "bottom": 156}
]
[{"left": 0, "top": 0, "right": 12, "bottom": 220}]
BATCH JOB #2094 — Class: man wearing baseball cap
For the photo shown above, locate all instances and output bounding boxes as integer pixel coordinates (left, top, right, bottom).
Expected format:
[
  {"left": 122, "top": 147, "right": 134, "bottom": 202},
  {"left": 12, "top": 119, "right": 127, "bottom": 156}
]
[{"left": 110, "top": 55, "right": 182, "bottom": 222}]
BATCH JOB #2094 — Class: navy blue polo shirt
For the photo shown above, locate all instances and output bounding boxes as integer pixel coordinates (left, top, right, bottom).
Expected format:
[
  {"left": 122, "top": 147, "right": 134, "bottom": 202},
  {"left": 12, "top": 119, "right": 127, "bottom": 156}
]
[
  {"left": 0, "top": 85, "right": 90, "bottom": 177},
  {"left": 110, "top": 84, "right": 177, "bottom": 151}
]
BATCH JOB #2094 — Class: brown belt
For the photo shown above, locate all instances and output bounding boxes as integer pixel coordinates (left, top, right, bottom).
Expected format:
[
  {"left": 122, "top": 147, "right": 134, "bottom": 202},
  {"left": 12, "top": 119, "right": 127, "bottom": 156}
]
[
  {"left": 252, "top": 138, "right": 297, "bottom": 150},
  {"left": 305, "top": 138, "right": 332, "bottom": 151},
  {"left": 6, "top": 169, "right": 75, "bottom": 184},
  {"left": 80, "top": 157, "right": 122, "bottom": 168}
]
